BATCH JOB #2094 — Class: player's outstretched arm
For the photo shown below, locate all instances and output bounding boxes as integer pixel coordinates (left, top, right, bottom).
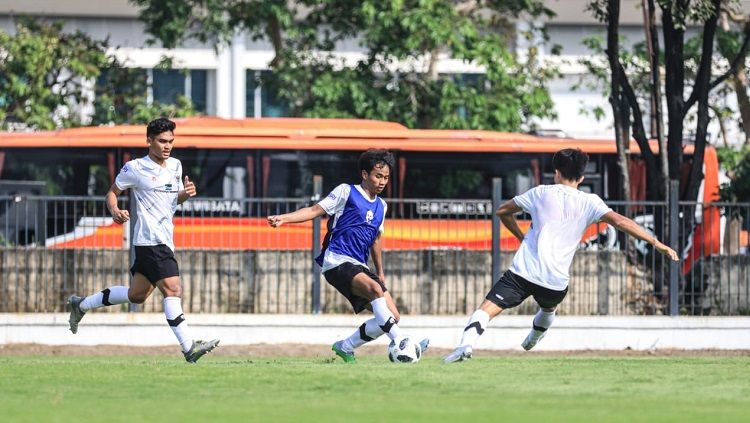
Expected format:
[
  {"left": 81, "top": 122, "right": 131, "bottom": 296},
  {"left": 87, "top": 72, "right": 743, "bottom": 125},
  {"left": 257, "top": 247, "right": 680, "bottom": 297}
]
[
  {"left": 268, "top": 204, "right": 327, "bottom": 227},
  {"left": 600, "top": 211, "right": 679, "bottom": 261},
  {"left": 496, "top": 199, "right": 525, "bottom": 243},
  {"left": 105, "top": 183, "right": 130, "bottom": 224}
]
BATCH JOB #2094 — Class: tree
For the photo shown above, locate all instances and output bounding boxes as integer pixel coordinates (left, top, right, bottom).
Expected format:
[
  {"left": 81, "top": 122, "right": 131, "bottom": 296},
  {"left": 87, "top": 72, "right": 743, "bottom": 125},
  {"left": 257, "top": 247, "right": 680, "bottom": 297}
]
[
  {"left": 0, "top": 17, "right": 109, "bottom": 130},
  {"left": 0, "top": 17, "right": 196, "bottom": 130},
  {"left": 717, "top": 145, "right": 750, "bottom": 202},
  {"left": 131, "top": 0, "right": 560, "bottom": 131},
  {"left": 584, "top": 0, "right": 750, "bottom": 202},
  {"left": 715, "top": 5, "right": 750, "bottom": 145},
  {"left": 91, "top": 59, "right": 197, "bottom": 125}
]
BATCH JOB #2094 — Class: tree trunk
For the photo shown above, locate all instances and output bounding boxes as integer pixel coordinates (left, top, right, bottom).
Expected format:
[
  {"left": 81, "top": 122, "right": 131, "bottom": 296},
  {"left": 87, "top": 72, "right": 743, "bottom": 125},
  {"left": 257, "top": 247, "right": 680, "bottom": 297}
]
[
  {"left": 730, "top": 64, "right": 750, "bottom": 145},
  {"left": 267, "top": 15, "right": 284, "bottom": 68},
  {"left": 607, "top": 0, "right": 631, "bottom": 203},
  {"left": 643, "top": 0, "right": 669, "bottom": 200},
  {"left": 684, "top": 0, "right": 721, "bottom": 205},
  {"left": 662, "top": 2, "right": 687, "bottom": 185},
  {"left": 617, "top": 61, "right": 658, "bottom": 202}
]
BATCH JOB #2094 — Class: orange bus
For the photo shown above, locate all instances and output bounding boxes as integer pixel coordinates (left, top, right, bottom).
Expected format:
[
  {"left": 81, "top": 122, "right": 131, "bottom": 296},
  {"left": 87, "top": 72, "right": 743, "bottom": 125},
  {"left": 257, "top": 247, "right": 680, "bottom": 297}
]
[{"left": 0, "top": 117, "right": 723, "bottom": 268}]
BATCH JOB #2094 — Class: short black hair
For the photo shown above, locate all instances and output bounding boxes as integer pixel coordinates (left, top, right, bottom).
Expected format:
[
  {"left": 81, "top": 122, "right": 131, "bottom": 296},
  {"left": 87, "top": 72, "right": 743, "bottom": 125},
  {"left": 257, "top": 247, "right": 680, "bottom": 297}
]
[
  {"left": 146, "top": 117, "right": 176, "bottom": 139},
  {"left": 552, "top": 148, "right": 588, "bottom": 181},
  {"left": 358, "top": 149, "right": 395, "bottom": 174}
]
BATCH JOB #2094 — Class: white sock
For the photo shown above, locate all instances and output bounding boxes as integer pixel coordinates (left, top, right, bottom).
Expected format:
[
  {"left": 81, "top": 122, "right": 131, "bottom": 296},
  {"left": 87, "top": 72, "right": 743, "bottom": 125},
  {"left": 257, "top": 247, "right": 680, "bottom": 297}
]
[
  {"left": 459, "top": 309, "right": 490, "bottom": 348},
  {"left": 341, "top": 318, "right": 385, "bottom": 352},
  {"left": 164, "top": 297, "right": 193, "bottom": 352},
  {"left": 531, "top": 309, "right": 555, "bottom": 335},
  {"left": 79, "top": 286, "right": 130, "bottom": 311},
  {"left": 370, "top": 297, "right": 402, "bottom": 340}
]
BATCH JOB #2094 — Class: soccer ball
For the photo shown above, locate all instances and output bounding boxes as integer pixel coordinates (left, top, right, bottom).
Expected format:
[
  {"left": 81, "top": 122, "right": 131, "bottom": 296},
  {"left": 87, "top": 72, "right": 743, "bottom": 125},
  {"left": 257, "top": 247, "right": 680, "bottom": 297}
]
[{"left": 388, "top": 336, "right": 421, "bottom": 364}]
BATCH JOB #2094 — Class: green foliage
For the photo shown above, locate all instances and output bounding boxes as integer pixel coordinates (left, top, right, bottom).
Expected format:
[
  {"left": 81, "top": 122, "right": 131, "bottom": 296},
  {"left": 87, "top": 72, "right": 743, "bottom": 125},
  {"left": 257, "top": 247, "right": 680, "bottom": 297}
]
[
  {"left": 91, "top": 63, "right": 196, "bottom": 126},
  {"left": 576, "top": 2, "right": 747, "bottom": 132},
  {"left": 573, "top": 34, "right": 653, "bottom": 122},
  {"left": 132, "top": 0, "right": 559, "bottom": 131},
  {"left": 717, "top": 145, "right": 750, "bottom": 203},
  {"left": 0, "top": 17, "right": 197, "bottom": 129},
  {"left": 0, "top": 17, "right": 109, "bottom": 130}
]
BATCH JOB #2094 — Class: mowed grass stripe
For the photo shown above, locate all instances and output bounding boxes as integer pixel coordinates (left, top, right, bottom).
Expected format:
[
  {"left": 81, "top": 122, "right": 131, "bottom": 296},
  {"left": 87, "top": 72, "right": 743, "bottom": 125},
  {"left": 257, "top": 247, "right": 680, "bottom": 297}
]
[{"left": 0, "top": 356, "right": 748, "bottom": 423}]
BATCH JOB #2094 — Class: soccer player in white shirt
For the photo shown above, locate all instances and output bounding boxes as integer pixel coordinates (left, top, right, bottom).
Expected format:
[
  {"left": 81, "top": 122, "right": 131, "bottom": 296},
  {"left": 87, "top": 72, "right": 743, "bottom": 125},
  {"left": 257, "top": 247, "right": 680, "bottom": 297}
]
[
  {"left": 444, "top": 148, "right": 679, "bottom": 362},
  {"left": 66, "top": 118, "right": 219, "bottom": 363}
]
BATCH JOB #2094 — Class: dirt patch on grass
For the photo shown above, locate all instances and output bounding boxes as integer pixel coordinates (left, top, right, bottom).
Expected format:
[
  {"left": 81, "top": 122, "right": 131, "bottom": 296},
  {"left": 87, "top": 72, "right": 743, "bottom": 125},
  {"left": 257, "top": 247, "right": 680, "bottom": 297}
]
[{"left": 1, "top": 343, "right": 748, "bottom": 358}]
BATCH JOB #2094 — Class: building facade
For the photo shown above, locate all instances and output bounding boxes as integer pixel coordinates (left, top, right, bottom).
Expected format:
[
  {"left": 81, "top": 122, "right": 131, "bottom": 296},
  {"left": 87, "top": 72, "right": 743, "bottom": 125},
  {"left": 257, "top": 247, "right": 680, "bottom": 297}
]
[{"left": 2, "top": 0, "right": 748, "bottom": 141}]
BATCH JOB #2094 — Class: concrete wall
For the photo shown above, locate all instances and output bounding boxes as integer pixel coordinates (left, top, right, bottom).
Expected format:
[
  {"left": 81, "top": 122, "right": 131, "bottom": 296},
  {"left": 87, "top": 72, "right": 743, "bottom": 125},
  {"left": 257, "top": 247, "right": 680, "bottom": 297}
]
[
  {"left": 4, "top": 248, "right": 746, "bottom": 315},
  {"left": 2, "top": 313, "right": 749, "bottom": 351}
]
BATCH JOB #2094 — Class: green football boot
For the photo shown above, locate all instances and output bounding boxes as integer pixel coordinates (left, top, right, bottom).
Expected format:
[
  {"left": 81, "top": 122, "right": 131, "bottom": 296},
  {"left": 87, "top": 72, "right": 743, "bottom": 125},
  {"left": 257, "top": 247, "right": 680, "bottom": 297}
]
[{"left": 331, "top": 340, "right": 356, "bottom": 363}]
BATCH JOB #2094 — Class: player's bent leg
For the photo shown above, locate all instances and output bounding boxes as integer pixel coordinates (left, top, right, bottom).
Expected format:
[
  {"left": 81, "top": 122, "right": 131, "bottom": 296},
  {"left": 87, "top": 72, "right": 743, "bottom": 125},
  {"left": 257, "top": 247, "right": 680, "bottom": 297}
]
[
  {"left": 522, "top": 306, "right": 556, "bottom": 351},
  {"left": 67, "top": 274, "right": 150, "bottom": 334},
  {"left": 443, "top": 300, "right": 504, "bottom": 364},
  {"left": 352, "top": 273, "right": 403, "bottom": 341},
  {"left": 127, "top": 273, "right": 156, "bottom": 304},
  {"left": 383, "top": 292, "right": 400, "bottom": 323},
  {"left": 157, "top": 276, "right": 219, "bottom": 362},
  {"left": 336, "top": 317, "right": 383, "bottom": 362}
]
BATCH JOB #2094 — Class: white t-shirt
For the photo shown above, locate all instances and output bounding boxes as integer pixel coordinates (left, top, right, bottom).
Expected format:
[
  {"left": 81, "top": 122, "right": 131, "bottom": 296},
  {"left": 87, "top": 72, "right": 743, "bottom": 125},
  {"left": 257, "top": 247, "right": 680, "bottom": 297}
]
[
  {"left": 509, "top": 184, "right": 612, "bottom": 291},
  {"left": 115, "top": 156, "right": 183, "bottom": 252},
  {"left": 317, "top": 184, "right": 386, "bottom": 272}
]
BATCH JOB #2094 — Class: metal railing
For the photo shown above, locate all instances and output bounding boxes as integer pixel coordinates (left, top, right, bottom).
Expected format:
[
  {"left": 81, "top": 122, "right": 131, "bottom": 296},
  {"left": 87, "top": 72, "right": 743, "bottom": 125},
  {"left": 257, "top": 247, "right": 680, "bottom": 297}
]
[{"left": 0, "top": 193, "right": 748, "bottom": 315}]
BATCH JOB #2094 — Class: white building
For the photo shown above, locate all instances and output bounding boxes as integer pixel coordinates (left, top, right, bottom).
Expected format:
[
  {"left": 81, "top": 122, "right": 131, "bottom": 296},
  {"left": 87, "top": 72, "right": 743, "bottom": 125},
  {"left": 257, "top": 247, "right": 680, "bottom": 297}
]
[{"left": 1, "top": 0, "right": 748, "bottom": 142}]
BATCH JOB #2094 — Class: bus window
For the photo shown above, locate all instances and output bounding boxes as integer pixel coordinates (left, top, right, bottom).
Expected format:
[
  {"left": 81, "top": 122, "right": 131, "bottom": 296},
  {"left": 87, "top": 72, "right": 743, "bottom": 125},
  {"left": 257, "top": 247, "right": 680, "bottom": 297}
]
[
  {"left": 1, "top": 148, "right": 110, "bottom": 195},
  {"left": 265, "top": 151, "right": 362, "bottom": 198},
  {"left": 402, "top": 152, "right": 537, "bottom": 199}
]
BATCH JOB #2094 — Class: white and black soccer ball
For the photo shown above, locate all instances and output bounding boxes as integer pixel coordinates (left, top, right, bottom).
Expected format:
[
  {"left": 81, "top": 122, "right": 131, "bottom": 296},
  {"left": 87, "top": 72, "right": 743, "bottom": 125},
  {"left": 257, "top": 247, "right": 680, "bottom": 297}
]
[{"left": 388, "top": 336, "right": 421, "bottom": 364}]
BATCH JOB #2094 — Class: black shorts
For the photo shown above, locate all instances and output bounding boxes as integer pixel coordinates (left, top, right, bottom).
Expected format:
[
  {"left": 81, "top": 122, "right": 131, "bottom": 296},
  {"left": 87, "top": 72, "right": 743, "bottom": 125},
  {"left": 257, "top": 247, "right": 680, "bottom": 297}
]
[
  {"left": 323, "top": 262, "right": 387, "bottom": 314},
  {"left": 486, "top": 270, "right": 568, "bottom": 309},
  {"left": 130, "top": 245, "right": 180, "bottom": 285}
]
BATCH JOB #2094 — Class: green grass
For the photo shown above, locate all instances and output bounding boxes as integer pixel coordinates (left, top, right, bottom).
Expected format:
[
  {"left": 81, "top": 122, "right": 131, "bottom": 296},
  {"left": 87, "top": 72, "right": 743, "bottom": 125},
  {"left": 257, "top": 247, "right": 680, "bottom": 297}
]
[{"left": 1, "top": 355, "right": 749, "bottom": 423}]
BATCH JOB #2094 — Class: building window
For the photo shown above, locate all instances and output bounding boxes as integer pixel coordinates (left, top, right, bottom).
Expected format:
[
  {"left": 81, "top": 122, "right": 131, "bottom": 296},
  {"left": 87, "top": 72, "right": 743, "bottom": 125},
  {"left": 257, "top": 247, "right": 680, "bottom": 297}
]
[
  {"left": 153, "top": 69, "right": 185, "bottom": 104},
  {"left": 190, "top": 70, "right": 208, "bottom": 112},
  {"left": 246, "top": 70, "right": 289, "bottom": 118},
  {"left": 152, "top": 69, "right": 208, "bottom": 113}
]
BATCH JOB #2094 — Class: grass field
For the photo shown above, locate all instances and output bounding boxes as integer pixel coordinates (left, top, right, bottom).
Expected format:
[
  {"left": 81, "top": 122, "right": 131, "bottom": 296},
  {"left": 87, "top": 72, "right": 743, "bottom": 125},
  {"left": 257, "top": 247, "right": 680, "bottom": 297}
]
[{"left": 1, "top": 354, "right": 749, "bottom": 423}]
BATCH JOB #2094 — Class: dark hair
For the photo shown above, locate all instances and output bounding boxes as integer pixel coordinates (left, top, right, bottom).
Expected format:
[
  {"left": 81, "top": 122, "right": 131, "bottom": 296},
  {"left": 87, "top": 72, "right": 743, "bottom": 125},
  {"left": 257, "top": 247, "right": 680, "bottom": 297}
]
[
  {"left": 358, "top": 149, "right": 395, "bottom": 174},
  {"left": 146, "top": 118, "right": 176, "bottom": 139},
  {"left": 552, "top": 148, "right": 588, "bottom": 181}
]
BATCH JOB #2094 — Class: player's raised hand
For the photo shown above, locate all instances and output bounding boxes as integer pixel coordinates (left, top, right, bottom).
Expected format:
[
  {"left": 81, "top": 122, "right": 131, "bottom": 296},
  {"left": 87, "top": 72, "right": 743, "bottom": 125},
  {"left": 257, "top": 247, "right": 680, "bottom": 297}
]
[
  {"left": 656, "top": 242, "right": 679, "bottom": 262},
  {"left": 267, "top": 215, "right": 284, "bottom": 228},
  {"left": 112, "top": 209, "right": 130, "bottom": 224},
  {"left": 183, "top": 175, "right": 197, "bottom": 197}
]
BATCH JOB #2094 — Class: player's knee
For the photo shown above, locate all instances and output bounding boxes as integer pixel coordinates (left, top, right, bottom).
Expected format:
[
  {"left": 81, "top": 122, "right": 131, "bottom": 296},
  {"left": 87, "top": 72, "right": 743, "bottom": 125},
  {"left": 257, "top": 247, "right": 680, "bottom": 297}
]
[
  {"left": 365, "top": 281, "right": 384, "bottom": 299},
  {"left": 391, "top": 311, "right": 400, "bottom": 323},
  {"left": 128, "top": 292, "right": 147, "bottom": 304},
  {"left": 163, "top": 286, "right": 182, "bottom": 298},
  {"left": 159, "top": 280, "right": 183, "bottom": 298}
]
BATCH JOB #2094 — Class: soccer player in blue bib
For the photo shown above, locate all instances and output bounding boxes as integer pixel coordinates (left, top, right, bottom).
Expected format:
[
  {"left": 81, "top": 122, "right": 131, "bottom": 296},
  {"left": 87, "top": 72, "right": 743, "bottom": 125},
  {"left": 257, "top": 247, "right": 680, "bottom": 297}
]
[{"left": 268, "top": 149, "right": 428, "bottom": 362}]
